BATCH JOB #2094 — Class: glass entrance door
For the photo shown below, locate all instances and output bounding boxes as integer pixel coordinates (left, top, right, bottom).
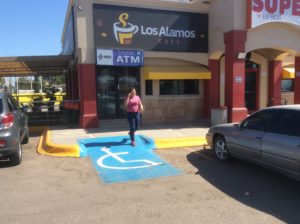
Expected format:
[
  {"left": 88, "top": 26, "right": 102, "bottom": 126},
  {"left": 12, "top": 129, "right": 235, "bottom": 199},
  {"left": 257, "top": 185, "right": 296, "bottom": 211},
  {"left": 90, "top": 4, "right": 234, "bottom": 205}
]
[
  {"left": 245, "top": 62, "right": 259, "bottom": 112},
  {"left": 96, "top": 66, "right": 140, "bottom": 119}
]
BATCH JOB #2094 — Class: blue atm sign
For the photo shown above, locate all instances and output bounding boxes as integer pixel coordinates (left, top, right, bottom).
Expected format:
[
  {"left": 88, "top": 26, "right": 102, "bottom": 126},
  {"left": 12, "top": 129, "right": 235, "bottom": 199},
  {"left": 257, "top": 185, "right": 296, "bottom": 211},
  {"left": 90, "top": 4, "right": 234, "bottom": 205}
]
[{"left": 96, "top": 49, "right": 144, "bottom": 67}]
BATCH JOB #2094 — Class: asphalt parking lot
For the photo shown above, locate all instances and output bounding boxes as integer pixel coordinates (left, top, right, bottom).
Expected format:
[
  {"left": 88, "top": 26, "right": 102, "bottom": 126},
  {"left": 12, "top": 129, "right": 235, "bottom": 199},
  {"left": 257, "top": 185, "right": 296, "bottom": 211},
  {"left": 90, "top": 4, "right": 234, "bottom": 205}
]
[{"left": 1, "top": 136, "right": 300, "bottom": 224}]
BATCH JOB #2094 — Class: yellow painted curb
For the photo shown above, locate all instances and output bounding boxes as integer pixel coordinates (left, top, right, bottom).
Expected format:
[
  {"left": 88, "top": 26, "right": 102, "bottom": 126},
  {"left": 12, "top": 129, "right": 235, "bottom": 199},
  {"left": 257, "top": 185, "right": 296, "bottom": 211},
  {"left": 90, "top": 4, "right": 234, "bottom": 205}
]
[
  {"left": 37, "top": 127, "right": 80, "bottom": 157},
  {"left": 155, "top": 137, "right": 207, "bottom": 149}
]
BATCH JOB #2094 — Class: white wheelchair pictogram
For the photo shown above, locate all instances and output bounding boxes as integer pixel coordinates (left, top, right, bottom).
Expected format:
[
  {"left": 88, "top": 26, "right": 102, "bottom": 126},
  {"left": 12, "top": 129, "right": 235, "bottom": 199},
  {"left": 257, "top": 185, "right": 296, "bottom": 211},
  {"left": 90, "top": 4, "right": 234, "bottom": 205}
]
[{"left": 97, "top": 147, "right": 161, "bottom": 170}]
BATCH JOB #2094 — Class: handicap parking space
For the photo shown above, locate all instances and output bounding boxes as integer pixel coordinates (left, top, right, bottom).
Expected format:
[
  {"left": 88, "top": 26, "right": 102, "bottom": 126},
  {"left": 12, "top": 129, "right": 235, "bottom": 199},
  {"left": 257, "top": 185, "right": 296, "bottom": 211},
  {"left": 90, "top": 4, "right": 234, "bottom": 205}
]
[{"left": 78, "top": 135, "right": 182, "bottom": 183}]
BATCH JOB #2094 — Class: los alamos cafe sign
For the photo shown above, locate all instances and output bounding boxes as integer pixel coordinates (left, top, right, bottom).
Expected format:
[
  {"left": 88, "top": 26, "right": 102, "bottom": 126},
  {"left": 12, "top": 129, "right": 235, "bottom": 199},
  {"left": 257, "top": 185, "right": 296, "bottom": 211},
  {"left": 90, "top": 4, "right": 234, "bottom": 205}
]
[
  {"left": 249, "top": 0, "right": 300, "bottom": 28},
  {"left": 93, "top": 4, "right": 208, "bottom": 53}
]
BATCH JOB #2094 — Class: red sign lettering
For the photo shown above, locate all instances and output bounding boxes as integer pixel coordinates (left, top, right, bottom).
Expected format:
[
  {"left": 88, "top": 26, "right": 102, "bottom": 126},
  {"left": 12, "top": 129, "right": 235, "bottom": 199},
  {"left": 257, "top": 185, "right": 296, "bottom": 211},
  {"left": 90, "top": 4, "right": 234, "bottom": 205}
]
[
  {"left": 280, "top": 0, "right": 291, "bottom": 14},
  {"left": 292, "top": 0, "right": 300, "bottom": 15},
  {"left": 253, "top": 0, "right": 264, "bottom": 12},
  {"left": 252, "top": 0, "right": 300, "bottom": 15},
  {"left": 265, "top": 0, "right": 278, "bottom": 13}
]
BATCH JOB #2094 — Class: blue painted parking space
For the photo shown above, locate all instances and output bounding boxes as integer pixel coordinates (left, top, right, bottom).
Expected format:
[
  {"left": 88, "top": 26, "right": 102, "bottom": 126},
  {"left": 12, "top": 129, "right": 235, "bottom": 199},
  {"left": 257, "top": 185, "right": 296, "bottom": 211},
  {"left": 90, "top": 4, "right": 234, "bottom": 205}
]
[{"left": 78, "top": 135, "right": 182, "bottom": 184}]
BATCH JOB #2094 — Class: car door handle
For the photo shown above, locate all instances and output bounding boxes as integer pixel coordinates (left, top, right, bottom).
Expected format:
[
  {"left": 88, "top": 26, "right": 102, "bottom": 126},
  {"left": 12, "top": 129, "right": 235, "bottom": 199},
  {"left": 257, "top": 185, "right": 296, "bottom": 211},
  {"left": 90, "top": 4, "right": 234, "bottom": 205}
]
[{"left": 255, "top": 136, "right": 263, "bottom": 140}]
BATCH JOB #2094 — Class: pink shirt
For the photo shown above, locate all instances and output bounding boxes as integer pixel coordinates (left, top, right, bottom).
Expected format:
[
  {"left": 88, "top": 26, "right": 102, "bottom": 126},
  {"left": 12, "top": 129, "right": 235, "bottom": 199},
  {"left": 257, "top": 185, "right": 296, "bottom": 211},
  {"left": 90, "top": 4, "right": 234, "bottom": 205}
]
[{"left": 126, "top": 95, "right": 141, "bottom": 112}]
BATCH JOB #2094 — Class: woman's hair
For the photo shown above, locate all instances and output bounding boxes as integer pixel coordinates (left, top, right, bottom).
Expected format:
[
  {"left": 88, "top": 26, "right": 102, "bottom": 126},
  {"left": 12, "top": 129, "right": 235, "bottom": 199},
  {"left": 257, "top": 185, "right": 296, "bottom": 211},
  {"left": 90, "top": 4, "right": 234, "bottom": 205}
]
[{"left": 128, "top": 87, "right": 136, "bottom": 94}]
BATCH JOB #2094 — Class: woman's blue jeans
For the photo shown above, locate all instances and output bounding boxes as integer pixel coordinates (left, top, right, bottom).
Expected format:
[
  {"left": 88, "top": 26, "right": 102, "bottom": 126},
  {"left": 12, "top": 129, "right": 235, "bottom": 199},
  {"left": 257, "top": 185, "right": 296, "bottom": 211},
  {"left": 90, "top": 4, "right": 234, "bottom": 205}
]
[{"left": 127, "top": 112, "right": 140, "bottom": 141}]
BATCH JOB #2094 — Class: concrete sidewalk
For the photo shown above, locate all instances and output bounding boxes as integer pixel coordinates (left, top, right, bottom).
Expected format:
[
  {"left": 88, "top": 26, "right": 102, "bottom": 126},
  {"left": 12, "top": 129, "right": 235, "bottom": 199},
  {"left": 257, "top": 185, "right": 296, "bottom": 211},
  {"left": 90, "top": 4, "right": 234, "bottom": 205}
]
[{"left": 37, "top": 120, "right": 210, "bottom": 157}]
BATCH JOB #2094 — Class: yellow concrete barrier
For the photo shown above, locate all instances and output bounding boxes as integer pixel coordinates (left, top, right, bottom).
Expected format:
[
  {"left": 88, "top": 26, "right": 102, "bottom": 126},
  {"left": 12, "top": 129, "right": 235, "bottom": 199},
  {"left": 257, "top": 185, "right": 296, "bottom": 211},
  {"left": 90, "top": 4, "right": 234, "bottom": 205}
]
[
  {"left": 155, "top": 137, "right": 207, "bottom": 149},
  {"left": 37, "top": 127, "right": 80, "bottom": 157}
]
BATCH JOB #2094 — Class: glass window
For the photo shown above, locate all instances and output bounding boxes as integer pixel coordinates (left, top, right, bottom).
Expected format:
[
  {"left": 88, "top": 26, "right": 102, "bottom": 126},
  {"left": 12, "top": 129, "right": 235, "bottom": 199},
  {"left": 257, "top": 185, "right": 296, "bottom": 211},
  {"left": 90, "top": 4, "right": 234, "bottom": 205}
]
[
  {"left": 0, "top": 75, "right": 66, "bottom": 94},
  {"left": 145, "top": 80, "right": 153, "bottom": 95},
  {"left": 267, "top": 110, "right": 300, "bottom": 137},
  {"left": 0, "top": 98, "right": 3, "bottom": 113},
  {"left": 7, "top": 98, "right": 13, "bottom": 112},
  {"left": 159, "top": 80, "right": 199, "bottom": 95},
  {"left": 7, "top": 95, "right": 19, "bottom": 111},
  {"left": 9, "top": 95, "right": 18, "bottom": 106},
  {"left": 281, "top": 79, "right": 294, "bottom": 92},
  {"left": 242, "top": 110, "right": 277, "bottom": 131}
]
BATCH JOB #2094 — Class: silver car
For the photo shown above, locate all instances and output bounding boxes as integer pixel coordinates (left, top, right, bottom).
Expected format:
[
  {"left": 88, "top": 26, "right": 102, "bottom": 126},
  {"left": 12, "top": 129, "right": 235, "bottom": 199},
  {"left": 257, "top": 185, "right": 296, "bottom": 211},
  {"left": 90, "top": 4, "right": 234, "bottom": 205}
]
[
  {"left": 0, "top": 93, "right": 29, "bottom": 165},
  {"left": 206, "top": 105, "right": 300, "bottom": 180}
]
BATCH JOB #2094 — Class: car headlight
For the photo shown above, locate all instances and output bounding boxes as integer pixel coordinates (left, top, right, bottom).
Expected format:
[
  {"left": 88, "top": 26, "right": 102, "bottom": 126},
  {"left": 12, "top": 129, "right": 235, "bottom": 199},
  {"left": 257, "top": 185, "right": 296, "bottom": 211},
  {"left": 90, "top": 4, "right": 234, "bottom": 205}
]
[{"left": 208, "top": 128, "right": 214, "bottom": 134}]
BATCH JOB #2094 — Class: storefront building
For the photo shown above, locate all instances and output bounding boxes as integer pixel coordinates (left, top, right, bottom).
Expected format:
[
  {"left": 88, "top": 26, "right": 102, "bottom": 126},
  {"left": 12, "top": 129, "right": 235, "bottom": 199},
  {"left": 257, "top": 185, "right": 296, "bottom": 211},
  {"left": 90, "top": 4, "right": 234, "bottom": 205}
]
[
  {"left": 62, "top": 0, "right": 211, "bottom": 128},
  {"left": 207, "top": 0, "right": 300, "bottom": 123},
  {"left": 62, "top": 0, "right": 300, "bottom": 128}
]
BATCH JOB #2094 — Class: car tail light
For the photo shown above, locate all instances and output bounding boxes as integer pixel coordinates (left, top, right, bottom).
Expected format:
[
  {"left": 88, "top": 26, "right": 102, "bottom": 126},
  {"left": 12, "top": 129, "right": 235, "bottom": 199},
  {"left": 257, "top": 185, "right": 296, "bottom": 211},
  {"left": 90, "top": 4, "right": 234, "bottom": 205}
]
[
  {"left": 2, "top": 113, "right": 14, "bottom": 128},
  {"left": 0, "top": 140, "right": 7, "bottom": 147}
]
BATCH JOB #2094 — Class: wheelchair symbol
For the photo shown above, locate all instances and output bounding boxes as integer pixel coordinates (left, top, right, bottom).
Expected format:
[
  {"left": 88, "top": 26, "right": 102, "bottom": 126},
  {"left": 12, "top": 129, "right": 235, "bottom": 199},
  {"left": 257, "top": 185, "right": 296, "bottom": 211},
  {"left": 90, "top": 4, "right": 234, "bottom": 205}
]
[{"left": 97, "top": 147, "right": 162, "bottom": 170}]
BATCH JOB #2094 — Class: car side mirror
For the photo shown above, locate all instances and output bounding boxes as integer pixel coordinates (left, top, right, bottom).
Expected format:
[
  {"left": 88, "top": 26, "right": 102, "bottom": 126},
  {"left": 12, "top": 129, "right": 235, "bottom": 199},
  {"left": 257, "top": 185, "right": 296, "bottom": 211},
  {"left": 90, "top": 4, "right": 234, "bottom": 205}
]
[{"left": 238, "top": 121, "right": 244, "bottom": 129}]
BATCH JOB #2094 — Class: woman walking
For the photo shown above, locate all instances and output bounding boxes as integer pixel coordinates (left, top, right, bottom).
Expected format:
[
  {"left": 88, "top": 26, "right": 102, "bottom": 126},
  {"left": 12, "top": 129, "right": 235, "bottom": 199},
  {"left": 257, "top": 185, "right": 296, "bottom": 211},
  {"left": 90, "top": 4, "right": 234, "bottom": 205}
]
[{"left": 124, "top": 88, "right": 143, "bottom": 146}]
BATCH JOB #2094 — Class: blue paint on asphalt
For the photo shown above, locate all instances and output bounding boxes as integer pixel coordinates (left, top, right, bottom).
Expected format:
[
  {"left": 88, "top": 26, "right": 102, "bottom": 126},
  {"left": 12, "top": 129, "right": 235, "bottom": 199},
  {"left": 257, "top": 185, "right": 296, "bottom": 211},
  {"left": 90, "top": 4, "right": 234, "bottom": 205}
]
[{"left": 78, "top": 135, "right": 182, "bottom": 184}]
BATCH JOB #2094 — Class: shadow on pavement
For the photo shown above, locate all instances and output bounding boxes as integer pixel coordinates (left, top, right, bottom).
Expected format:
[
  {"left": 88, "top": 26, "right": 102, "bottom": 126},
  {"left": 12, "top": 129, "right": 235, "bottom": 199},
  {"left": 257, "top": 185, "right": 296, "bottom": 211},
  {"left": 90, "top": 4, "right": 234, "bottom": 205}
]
[
  {"left": 83, "top": 138, "right": 129, "bottom": 148},
  {"left": 187, "top": 149, "right": 300, "bottom": 224}
]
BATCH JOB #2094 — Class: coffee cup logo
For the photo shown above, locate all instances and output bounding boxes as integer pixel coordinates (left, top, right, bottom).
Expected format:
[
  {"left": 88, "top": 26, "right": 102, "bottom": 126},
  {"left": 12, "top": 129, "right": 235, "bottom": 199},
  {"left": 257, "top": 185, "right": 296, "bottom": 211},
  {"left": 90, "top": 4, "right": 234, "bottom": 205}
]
[{"left": 113, "top": 13, "right": 138, "bottom": 45}]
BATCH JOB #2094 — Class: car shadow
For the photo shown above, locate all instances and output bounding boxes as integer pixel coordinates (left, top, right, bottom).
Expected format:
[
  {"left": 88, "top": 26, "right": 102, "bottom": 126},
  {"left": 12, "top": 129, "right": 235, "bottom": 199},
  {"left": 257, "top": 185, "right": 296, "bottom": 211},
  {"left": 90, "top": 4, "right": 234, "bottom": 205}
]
[{"left": 187, "top": 149, "right": 300, "bottom": 223}]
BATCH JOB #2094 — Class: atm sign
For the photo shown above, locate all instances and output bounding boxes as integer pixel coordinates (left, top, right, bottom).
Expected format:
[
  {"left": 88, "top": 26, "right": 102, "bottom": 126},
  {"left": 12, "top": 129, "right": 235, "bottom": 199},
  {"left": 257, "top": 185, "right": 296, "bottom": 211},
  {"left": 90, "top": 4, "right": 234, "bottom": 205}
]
[{"left": 96, "top": 49, "right": 144, "bottom": 67}]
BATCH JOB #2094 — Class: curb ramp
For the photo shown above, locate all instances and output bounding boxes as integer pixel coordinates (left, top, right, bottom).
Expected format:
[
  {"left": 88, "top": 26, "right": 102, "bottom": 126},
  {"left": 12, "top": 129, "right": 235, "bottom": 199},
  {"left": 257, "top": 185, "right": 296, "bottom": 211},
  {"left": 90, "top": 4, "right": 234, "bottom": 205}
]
[
  {"left": 37, "top": 128, "right": 207, "bottom": 157},
  {"left": 37, "top": 128, "right": 80, "bottom": 157}
]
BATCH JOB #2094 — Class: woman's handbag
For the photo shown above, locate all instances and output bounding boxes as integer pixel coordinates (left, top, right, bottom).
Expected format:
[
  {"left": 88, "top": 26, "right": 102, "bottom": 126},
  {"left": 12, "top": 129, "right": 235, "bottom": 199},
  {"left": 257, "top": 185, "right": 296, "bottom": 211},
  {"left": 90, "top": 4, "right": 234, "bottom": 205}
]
[{"left": 139, "top": 103, "right": 144, "bottom": 113}]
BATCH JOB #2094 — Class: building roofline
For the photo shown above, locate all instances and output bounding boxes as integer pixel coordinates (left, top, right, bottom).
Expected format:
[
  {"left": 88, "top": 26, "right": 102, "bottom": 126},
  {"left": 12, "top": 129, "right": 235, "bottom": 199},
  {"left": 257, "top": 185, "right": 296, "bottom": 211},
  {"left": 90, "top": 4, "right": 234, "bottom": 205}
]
[
  {"left": 0, "top": 55, "right": 71, "bottom": 63},
  {"left": 61, "top": 0, "right": 74, "bottom": 44}
]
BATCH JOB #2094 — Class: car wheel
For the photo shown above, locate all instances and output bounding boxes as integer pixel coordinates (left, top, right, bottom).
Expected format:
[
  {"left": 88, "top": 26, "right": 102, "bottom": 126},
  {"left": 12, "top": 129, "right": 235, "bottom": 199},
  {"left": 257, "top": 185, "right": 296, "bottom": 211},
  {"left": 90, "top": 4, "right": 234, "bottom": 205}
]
[
  {"left": 21, "top": 126, "right": 29, "bottom": 144},
  {"left": 213, "top": 136, "right": 230, "bottom": 162},
  {"left": 9, "top": 141, "right": 22, "bottom": 165}
]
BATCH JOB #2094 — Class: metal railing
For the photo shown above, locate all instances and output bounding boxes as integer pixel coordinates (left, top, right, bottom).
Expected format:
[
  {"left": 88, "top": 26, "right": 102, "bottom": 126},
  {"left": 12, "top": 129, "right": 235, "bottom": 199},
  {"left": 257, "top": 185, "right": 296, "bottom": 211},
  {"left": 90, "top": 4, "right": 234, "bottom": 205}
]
[
  {"left": 29, "top": 100, "right": 79, "bottom": 127},
  {"left": 15, "top": 97, "right": 80, "bottom": 127},
  {"left": 12, "top": 93, "right": 65, "bottom": 109}
]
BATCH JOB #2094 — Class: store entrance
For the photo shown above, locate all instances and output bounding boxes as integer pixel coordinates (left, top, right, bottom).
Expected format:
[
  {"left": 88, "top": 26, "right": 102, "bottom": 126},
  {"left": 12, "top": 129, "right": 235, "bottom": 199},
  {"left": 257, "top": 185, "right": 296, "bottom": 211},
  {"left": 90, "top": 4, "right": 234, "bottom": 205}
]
[
  {"left": 245, "top": 61, "right": 259, "bottom": 112},
  {"left": 96, "top": 66, "right": 140, "bottom": 119}
]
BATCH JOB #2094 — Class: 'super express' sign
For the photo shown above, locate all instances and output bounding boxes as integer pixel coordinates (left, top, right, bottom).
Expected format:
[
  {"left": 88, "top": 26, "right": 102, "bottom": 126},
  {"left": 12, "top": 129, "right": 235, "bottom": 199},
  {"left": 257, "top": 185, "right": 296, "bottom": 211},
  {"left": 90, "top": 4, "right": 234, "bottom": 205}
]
[{"left": 248, "top": 0, "right": 300, "bottom": 28}]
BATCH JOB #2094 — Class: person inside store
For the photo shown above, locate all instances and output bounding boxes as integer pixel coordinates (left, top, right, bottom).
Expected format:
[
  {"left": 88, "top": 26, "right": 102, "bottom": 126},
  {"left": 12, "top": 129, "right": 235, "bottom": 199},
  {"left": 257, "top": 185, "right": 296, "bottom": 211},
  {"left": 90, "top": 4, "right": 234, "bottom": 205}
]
[{"left": 124, "top": 87, "right": 144, "bottom": 147}]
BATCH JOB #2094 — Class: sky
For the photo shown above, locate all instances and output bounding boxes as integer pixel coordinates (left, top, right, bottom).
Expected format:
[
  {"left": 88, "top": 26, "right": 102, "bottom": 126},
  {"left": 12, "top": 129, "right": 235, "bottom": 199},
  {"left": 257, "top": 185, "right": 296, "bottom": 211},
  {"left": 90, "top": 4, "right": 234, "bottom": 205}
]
[{"left": 0, "top": 0, "right": 69, "bottom": 57}]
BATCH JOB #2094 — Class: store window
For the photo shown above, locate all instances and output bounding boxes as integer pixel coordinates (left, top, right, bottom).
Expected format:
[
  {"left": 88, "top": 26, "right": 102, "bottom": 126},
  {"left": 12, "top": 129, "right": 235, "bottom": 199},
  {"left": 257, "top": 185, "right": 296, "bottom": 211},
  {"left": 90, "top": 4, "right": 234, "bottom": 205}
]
[
  {"left": 0, "top": 75, "right": 66, "bottom": 114},
  {"left": 0, "top": 75, "right": 66, "bottom": 94},
  {"left": 159, "top": 80, "right": 199, "bottom": 95},
  {"left": 267, "top": 110, "right": 300, "bottom": 137},
  {"left": 145, "top": 80, "right": 153, "bottom": 95},
  {"left": 281, "top": 79, "right": 294, "bottom": 92}
]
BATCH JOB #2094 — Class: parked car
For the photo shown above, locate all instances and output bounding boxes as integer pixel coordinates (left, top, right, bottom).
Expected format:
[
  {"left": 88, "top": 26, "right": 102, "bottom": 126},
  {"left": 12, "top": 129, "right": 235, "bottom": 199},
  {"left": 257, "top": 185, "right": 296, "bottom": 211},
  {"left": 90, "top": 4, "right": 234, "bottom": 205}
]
[
  {"left": 0, "top": 93, "right": 29, "bottom": 165},
  {"left": 206, "top": 105, "right": 300, "bottom": 180}
]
